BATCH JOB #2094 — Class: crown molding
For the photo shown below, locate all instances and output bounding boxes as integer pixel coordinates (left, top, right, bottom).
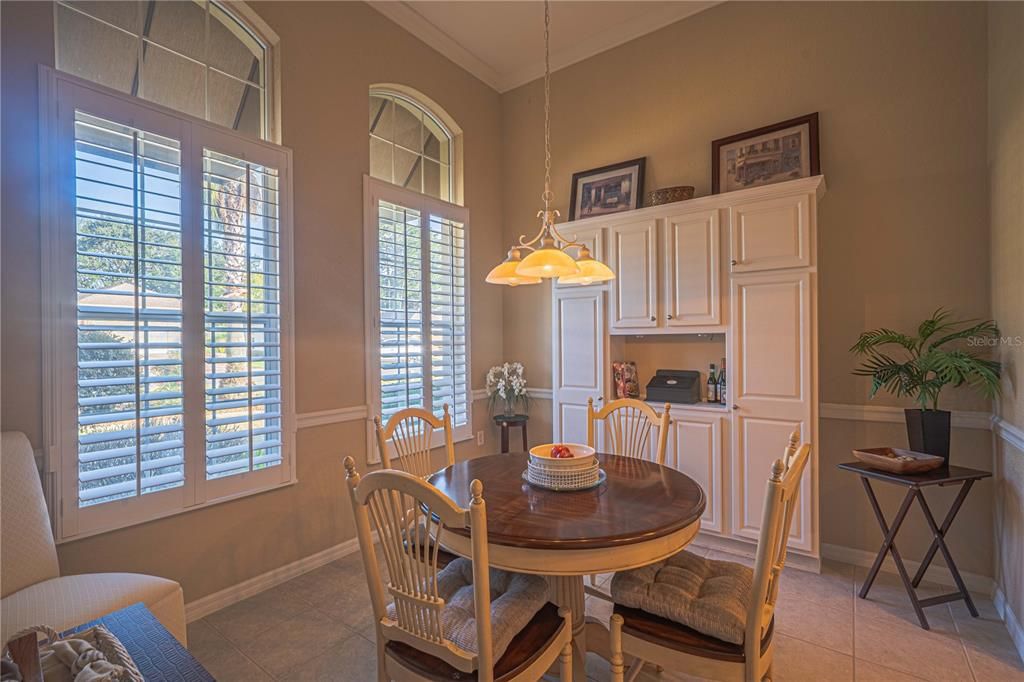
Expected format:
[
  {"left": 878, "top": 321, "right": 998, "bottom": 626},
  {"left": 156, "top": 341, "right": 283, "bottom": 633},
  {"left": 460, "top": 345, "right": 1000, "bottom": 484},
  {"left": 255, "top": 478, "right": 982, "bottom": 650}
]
[
  {"left": 498, "top": 1, "right": 719, "bottom": 93},
  {"left": 367, "top": 1, "right": 719, "bottom": 94},
  {"left": 367, "top": 1, "right": 504, "bottom": 91}
]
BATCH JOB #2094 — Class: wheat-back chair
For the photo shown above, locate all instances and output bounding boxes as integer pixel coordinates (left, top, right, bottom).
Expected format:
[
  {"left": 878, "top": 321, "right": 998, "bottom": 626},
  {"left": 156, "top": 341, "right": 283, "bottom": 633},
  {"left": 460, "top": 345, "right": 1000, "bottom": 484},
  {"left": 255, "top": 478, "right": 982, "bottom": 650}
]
[
  {"left": 343, "top": 458, "right": 574, "bottom": 682},
  {"left": 587, "top": 398, "right": 671, "bottom": 464},
  {"left": 374, "top": 405, "right": 455, "bottom": 478},
  {"left": 586, "top": 398, "right": 671, "bottom": 591},
  {"left": 608, "top": 431, "right": 811, "bottom": 682}
]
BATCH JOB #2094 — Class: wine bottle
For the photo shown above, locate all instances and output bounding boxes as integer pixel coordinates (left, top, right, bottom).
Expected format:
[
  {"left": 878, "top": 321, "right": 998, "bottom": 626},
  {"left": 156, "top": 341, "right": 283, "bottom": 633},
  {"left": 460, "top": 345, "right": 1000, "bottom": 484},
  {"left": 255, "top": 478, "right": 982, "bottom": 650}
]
[
  {"left": 707, "top": 363, "right": 718, "bottom": 403},
  {"left": 718, "top": 357, "right": 727, "bottom": 405}
]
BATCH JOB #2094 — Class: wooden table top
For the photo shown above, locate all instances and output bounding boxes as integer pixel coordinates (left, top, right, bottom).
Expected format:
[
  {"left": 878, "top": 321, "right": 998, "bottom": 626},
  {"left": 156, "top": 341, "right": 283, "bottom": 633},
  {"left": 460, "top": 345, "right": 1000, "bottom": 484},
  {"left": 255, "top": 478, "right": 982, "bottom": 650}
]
[
  {"left": 428, "top": 453, "right": 705, "bottom": 550},
  {"left": 838, "top": 462, "right": 992, "bottom": 487}
]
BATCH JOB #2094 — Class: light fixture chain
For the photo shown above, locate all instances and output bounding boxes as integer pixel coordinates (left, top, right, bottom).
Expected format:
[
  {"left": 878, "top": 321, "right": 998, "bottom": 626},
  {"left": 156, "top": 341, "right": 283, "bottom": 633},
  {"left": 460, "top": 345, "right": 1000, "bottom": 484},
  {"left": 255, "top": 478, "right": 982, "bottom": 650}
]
[{"left": 542, "top": 0, "right": 552, "bottom": 212}]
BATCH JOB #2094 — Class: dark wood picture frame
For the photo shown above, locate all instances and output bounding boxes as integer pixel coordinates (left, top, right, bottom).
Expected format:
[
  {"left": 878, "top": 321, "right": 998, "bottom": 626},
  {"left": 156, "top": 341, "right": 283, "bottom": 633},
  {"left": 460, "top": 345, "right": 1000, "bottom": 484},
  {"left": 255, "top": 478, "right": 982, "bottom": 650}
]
[
  {"left": 569, "top": 157, "right": 646, "bottom": 221},
  {"left": 711, "top": 113, "right": 819, "bottom": 194}
]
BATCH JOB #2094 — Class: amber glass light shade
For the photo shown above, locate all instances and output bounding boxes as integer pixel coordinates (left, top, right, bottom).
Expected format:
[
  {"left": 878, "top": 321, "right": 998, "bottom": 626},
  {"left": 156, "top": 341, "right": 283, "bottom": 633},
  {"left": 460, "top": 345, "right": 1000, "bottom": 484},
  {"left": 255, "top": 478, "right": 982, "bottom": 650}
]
[
  {"left": 486, "top": 252, "right": 542, "bottom": 286},
  {"left": 558, "top": 256, "right": 616, "bottom": 285},
  {"left": 515, "top": 247, "right": 580, "bottom": 278}
]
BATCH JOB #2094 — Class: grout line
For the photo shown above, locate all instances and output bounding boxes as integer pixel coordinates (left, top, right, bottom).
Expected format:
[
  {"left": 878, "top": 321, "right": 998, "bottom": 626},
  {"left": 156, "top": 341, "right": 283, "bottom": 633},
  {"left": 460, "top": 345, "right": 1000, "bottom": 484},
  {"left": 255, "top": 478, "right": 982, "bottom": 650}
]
[{"left": 200, "top": 617, "right": 278, "bottom": 679}]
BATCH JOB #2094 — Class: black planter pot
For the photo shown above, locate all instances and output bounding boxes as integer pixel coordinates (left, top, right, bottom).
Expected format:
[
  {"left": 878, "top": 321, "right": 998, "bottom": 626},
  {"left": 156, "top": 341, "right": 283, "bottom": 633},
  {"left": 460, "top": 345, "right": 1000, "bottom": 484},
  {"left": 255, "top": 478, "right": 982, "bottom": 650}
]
[{"left": 904, "top": 409, "right": 951, "bottom": 465}]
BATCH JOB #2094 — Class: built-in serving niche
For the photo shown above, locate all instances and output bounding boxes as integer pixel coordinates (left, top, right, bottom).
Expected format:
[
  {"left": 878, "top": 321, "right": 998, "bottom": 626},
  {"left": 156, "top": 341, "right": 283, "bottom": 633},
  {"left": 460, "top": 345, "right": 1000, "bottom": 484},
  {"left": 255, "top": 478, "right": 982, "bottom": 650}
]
[{"left": 609, "top": 333, "right": 727, "bottom": 405}]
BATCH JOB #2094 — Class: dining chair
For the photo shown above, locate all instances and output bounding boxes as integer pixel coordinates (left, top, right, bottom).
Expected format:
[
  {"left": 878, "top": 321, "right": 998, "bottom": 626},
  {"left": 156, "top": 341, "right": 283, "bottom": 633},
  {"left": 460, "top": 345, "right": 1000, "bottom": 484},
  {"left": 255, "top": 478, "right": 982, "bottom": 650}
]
[
  {"left": 342, "top": 458, "right": 574, "bottom": 682},
  {"left": 374, "top": 404, "right": 455, "bottom": 479},
  {"left": 607, "top": 431, "right": 811, "bottom": 682},
  {"left": 586, "top": 398, "right": 672, "bottom": 591},
  {"left": 587, "top": 398, "right": 671, "bottom": 464}
]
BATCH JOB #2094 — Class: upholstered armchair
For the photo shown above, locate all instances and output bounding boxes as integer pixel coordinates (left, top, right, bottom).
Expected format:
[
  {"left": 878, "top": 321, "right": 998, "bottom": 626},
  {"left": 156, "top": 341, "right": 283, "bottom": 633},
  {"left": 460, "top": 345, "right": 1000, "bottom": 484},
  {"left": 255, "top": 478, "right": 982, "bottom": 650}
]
[{"left": 1, "top": 432, "right": 187, "bottom": 645}]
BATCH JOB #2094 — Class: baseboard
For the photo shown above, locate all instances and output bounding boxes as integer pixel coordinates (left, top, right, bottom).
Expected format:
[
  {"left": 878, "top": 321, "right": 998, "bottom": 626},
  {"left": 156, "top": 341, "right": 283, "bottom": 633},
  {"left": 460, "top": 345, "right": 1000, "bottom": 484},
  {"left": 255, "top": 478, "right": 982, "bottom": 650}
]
[
  {"left": 994, "top": 586, "right": 1024, "bottom": 664},
  {"left": 821, "top": 543, "right": 994, "bottom": 595},
  {"left": 184, "top": 537, "right": 363, "bottom": 622}
]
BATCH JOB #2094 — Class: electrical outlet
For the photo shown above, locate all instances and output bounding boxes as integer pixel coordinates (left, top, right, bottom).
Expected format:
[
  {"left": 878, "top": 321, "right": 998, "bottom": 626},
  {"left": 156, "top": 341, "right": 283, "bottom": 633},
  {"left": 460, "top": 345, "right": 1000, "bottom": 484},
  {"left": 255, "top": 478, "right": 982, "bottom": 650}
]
[{"left": 476, "top": 430, "right": 485, "bottom": 446}]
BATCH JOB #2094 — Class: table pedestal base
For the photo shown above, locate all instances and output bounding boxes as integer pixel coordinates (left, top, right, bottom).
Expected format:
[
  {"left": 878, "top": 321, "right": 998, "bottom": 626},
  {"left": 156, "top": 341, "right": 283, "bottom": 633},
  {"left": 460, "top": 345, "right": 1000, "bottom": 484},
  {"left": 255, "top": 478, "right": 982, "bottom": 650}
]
[{"left": 549, "top": 575, "right": 587, "bottom": 680}]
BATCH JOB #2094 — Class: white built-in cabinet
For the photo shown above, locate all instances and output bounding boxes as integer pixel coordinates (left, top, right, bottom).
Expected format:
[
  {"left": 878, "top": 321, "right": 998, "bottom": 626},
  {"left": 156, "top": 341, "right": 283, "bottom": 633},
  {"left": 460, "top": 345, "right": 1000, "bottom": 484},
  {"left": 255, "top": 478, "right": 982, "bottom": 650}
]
[
  {"left": 608, "top": 219, "right": 658, "bottom": 328},
  {"left": 551, "top": 176, "right": 824, "bottom": 564},
  {"left": 664, "top": 209, "right": 721, "bottom": 327}
]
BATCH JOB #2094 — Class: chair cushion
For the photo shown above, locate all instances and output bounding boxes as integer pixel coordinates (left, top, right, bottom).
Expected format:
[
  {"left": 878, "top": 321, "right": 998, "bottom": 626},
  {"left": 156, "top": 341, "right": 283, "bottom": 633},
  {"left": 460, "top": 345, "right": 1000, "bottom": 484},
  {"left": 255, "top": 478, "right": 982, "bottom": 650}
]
[
  {"left": 386, "top": 602, "right": 564, "bottom": 681},
  {"left": 611, "top": 550, "right": 753, "bottom": 645},
  {"left": 1, "top": 432, "right": 59, "bottom": 598},
  {"left": 613, "top": 604, "right": 773, "bottom": 664},
  {"left": 1, "top": 573, "right": 186, "bottom": 646},
  {"left": 386, "top": 558, "right": 548, "bottom": 661}
]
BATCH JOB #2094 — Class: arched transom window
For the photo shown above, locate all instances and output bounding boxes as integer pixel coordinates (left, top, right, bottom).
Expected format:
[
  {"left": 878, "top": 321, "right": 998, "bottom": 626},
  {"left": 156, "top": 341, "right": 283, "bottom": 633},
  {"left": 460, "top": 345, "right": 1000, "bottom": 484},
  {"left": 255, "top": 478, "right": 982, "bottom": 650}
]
[
  {"left": 369, "top": 90, "right": 453, "bottom": 202},
  {"left": 55, "top": 0, "right": 275, "bottom": 141}
]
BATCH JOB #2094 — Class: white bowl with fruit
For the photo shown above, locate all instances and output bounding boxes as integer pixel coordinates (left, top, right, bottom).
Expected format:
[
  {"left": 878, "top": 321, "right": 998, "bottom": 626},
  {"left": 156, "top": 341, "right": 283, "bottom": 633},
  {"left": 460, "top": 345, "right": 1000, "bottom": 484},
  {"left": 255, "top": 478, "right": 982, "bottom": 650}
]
[{"left": 528, "top": 443, "right": 596, "bottom": 467}]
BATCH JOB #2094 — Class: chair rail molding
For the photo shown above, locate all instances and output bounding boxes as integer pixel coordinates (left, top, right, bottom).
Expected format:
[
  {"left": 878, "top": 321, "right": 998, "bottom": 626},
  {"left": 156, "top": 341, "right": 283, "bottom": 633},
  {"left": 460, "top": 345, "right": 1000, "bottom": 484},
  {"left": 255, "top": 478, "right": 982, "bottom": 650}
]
[
  {"left": 471, "top": 387, "right": 553, "bottom": 402},
  {"left": 993, "top": 416, "right": 1024, "bottom": 451},
  {"left": 297, "top": 390, "right": 504, "bottom": 429},
  {"left": 820, "top": 402, "right": 993, "bottom": 430},
  {"left": 295, "top": 405, "right": 368, "bottom": 429}
]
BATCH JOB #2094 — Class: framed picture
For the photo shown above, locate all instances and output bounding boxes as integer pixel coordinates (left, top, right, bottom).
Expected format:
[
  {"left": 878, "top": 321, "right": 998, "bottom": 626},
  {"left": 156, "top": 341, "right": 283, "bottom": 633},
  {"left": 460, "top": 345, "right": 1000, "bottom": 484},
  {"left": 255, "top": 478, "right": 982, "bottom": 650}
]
[
  {"left": 712, "top": 113, "right": 819, "bottom": 194},
  {"left": 569, "top": 157, "right": 645, "bottom": 220}
]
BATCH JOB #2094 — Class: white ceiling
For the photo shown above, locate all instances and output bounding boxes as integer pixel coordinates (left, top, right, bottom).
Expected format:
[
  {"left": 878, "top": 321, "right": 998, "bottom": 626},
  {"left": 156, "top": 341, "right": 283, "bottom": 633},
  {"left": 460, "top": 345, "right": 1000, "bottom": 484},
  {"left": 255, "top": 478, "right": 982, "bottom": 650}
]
[{"left": 368, "top": 1, "right": 719, "bottom": 93}]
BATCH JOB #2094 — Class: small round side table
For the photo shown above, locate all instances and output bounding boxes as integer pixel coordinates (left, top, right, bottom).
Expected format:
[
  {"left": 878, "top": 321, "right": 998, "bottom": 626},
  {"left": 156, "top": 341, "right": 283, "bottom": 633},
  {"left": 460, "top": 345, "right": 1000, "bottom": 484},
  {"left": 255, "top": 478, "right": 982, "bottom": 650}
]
[{"left": 493, "top": 414, "right": 528, "bottom": 453}]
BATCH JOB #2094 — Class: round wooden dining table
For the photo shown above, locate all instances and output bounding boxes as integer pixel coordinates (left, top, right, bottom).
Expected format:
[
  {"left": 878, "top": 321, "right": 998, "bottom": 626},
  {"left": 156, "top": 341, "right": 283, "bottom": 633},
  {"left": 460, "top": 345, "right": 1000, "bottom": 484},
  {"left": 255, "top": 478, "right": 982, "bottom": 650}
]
[{"left": 428, "top": 452, "right": 706, "bottom": 680}]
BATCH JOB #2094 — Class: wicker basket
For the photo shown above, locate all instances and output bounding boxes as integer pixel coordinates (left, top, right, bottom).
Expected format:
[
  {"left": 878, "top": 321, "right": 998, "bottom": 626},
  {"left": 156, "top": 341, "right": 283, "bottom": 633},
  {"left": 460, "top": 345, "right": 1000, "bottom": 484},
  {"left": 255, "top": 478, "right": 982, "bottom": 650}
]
[
  {"left": 646, "top": 186, "right": 695, "bottom": 207},
  {"left": 525, "top": 458, "right": 603, "bottom": 491}
]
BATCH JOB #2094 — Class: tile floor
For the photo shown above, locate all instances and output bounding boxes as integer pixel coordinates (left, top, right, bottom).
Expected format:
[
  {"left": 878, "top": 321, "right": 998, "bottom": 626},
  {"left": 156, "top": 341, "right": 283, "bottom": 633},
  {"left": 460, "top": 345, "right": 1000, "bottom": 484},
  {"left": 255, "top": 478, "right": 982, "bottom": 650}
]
[{"left": 186, "top": 546, "right": 1024, "bottom": 681}]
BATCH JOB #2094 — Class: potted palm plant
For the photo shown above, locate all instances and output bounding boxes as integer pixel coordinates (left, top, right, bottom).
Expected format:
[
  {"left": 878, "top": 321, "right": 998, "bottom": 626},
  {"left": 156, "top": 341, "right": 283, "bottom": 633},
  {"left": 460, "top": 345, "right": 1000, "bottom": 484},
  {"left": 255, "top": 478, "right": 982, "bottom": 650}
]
[{"left": 849, "top": 309, "right": 1000, "bottom": 464}]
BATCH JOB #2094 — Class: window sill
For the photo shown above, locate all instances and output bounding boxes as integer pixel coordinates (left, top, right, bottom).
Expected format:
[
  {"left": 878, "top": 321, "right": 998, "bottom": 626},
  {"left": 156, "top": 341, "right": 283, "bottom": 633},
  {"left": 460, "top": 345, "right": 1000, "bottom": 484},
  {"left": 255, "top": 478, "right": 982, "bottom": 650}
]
[{"left": 56, "top": 476, "right": 298, "bottom": 545}]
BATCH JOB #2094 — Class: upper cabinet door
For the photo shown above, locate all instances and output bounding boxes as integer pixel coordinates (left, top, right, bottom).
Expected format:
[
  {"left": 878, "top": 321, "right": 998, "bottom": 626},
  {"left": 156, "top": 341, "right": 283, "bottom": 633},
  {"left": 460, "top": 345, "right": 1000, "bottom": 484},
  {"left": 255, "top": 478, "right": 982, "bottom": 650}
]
[
  {"left": 554, "top": 225, "right": 603, "bottom": 290},
  {"left": 664, "top": 209, "right": 721, "bottom": 326},
  {"left": 729, "top": 192, "right": 811, "bottom": 272},
  {"left": 609, "top": 219, "right": 658, "bottom": 329}
]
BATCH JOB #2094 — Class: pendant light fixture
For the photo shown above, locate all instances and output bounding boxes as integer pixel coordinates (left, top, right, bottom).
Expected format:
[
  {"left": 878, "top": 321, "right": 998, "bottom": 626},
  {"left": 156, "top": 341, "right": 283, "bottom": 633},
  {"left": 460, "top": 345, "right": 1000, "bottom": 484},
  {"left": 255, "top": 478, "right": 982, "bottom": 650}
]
[{"left": 486, "top": 0, "right": 615, "bottom": 287}]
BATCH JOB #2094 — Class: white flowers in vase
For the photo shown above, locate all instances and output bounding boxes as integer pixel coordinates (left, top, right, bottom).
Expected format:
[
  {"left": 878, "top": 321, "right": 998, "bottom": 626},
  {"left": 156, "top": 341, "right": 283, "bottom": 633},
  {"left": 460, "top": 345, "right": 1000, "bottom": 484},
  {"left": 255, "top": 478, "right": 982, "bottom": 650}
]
[{"left": 486, "top": 362, "right": 530, "bottom": 417}]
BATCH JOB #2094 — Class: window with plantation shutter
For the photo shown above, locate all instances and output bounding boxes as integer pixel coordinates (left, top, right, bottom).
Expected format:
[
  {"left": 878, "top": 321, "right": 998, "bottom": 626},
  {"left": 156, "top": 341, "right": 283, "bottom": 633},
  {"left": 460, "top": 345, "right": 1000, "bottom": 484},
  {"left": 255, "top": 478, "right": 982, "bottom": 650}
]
[
  {"left": 45, "top": 69, "right": 294, "bottom": 540},
  {"left": 203, "top": 149, "right": 283, "bottom": 480},
  {"left": 365, "top": 178, "right": 471, "bottom": 461},
  {"left": 74, "top": 111, "right": 186, "bottom": 507}
]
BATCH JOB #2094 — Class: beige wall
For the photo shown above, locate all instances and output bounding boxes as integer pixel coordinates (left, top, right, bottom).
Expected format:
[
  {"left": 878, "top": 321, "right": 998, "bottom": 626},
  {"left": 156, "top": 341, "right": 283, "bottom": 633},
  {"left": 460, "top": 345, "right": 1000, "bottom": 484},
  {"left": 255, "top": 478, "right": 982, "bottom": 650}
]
[
  {"left": 0, "top": 1, "right": 506, "bottom": 601},
  {"left": 988, "top": 0, "right": 1024, "bottom": 626},
  {"left": 0, "top": 0, "right": 1013, "bottom": 601},
  {"left": 500, "top": 2, "right": 995, "bottom": 572}
]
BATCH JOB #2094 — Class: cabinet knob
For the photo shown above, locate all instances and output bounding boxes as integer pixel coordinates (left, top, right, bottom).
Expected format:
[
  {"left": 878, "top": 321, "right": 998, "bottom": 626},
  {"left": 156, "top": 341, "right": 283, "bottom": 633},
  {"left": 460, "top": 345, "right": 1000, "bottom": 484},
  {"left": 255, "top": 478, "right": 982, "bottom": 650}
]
[
  {"left": 732, "top": 404, "right": 739, "bottom": 410},
  {"left": 730, "top": 259, "right": 739, "bottom": 266},
  {"left": 650, "top": 316, "right": 656, "bottom": 321},
  {"left": 666, "top": 314, "right": 674, "bottom": 320}
]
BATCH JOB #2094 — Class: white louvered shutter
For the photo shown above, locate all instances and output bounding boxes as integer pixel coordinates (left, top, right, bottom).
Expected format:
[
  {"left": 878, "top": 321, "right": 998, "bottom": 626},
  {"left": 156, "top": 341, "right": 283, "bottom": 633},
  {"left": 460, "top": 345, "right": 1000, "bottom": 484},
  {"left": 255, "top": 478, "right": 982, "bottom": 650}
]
[
  {"left": 369, "top": 180, "right": 470, "bottom": 449},
  {"left": 202, "top": 149, "right": 284, "bottom": 480},
  {"left": 377, "top": 200, "right": 424, "bottom": 423},
  {"left": 73, "top": 111, "right": 186, "bottom": 506},
  {"left": 428, "top": 215, "right": 468, "bottom": 427}
]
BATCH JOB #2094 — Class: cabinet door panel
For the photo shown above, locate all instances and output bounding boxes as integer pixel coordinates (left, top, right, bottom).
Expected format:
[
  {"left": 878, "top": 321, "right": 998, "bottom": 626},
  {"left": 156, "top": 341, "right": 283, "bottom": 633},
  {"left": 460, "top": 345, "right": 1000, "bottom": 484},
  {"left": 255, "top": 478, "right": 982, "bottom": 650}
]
[
  {"left": 730, "top": 193, "right": 810, "bottom": 272},
  {"left": 664, "top": 414, "right": 723, "bottom": 534},
  {"left": 555, "top": 226, "right": 603, "bottom": 290},
  {"left": 609, "top": 220, "right": 658, "bottom": 329},
  {"left": 552, "top": 289, "right": 605, "bottom": 448},
  {"left": 730, "top": 271, "right": 813, "bottom": 552},
  {"left": 733, "top": 415, "right": 809, "bottom": 547},
  {"left": 665, "top": 210, "right": 720, "bottom": 326}
]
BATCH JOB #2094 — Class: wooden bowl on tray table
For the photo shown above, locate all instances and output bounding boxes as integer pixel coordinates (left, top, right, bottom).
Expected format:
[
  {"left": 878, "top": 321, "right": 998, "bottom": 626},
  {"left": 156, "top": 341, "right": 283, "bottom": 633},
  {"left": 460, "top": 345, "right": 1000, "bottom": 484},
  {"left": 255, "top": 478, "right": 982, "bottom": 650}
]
[{"left": 851, "top": 447, "right": 945, "bottom": 474}]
